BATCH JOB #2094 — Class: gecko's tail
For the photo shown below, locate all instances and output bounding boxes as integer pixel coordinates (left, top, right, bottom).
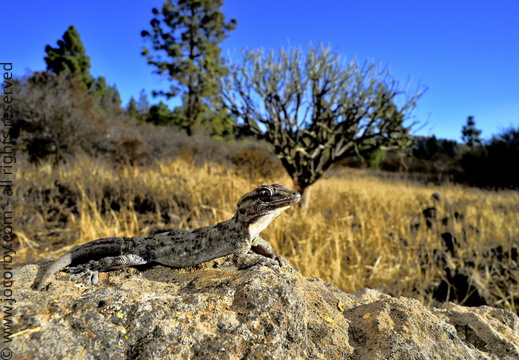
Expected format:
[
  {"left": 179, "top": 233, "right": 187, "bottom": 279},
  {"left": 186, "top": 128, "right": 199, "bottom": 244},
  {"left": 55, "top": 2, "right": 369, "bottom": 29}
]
[
  {"left": 36, "top": 252, "right": 73, "bottom": 291},
  {"left": 36, "top": 237, "right": 126, "bottom": 291}
]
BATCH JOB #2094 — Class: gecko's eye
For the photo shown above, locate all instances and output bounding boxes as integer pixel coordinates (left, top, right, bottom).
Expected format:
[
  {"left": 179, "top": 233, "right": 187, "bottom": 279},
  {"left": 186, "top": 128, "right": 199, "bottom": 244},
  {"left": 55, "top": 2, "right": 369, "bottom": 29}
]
[{"left": 258, "top": 188, "right": 272, "bottom": 202}]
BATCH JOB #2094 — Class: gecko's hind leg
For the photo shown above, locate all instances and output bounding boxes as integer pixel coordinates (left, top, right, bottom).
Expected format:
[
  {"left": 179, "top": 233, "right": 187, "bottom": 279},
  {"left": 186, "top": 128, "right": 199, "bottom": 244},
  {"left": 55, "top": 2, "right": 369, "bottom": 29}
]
[{"left": 68, "top": 254, "right": 148, "bottom": 286}]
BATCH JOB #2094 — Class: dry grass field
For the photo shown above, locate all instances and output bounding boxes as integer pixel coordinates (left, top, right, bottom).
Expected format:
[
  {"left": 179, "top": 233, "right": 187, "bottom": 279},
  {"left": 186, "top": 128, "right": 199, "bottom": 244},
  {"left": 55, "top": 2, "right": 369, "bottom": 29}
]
[{"left": 15, "top": 153, "right": 519, "bottom": 312}]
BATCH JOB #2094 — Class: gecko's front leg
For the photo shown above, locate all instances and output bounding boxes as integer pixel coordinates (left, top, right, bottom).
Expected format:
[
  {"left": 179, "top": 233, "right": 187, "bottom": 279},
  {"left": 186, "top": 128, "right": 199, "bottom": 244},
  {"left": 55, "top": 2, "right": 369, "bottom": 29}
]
[
  {"left": 68, "top": 254, "right": 148, "bottom": 285},
  {"left": 234, "top": 253, "right": 280, "bottom": 270},
  {"left": 250, "top": 236, "right": 287, "bottom": 266},
  {"left": 234, "top": 236, "right": 286, "bottom": 270}
]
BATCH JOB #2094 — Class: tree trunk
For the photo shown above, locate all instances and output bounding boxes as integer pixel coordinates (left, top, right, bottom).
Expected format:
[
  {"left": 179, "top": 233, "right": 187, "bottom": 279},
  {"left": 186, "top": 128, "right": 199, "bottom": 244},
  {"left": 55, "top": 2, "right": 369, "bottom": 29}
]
[
  {"left": 298, "top": 186, "right": 312, "bottom": 211},
  {"left": 293, "top": 181, "right": 312, "bottom": 210},
  {"left": 185, "top": 124, "right": 194, "bottom": 137}
]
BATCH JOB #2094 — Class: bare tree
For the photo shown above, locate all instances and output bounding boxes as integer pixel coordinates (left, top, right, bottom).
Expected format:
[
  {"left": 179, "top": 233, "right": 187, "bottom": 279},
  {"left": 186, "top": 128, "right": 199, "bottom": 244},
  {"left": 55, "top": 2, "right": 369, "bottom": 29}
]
[{"left": 222, "top": 44, "right": 425, "bottom": 195}]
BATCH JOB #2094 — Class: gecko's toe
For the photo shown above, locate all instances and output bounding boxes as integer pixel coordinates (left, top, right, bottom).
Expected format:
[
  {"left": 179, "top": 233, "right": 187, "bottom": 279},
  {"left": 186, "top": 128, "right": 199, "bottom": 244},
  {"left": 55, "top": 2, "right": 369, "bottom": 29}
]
[
  {"left": 274, "top": 255, "right": 288, "bottom": 267},
  {"left": 69, "top": 272, "right": 85, "bottom": 281},
  {"left": 87, "top": 270, "right": 99, "bottom": 285},
  {"left": 68, "top": 266, "right": 83, "bottom": 274},
  {"left": 70, "top": 269, "right": 99, "bottom": 286}
]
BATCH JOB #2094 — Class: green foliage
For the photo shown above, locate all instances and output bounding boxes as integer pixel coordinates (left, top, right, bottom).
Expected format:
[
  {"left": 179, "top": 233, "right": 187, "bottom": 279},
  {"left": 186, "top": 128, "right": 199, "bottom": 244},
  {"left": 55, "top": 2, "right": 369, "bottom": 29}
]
[
  {"left": 440, "top": 139, "right": 460, "bottom": 159},
  {"left": 146, "top": 101, "right": 175, "bottom": 126},
  {"left": 92, "top": 76, "right": 123, "bottom": 114},
  {"left": 364, "top": 148, "right": 385, "bottom": 169},
  {"left": 222, "top": 44, "right": 425, "bottom": 193},
  {"left": 141, "top": 0, "right": 237, "bottom": 136},
  {"left": 199, "top": 106, "right": 236, "bottom": 140},
  {"left": 491, "top": 126, "right": 519, "bottom": 149},
  {"left": 412, "top": 136, "right": 461, "bottom": 162},
  {"left": 137, "top": 89, "right": 151, "bottom": 116},
  {"left": 460, "top": 127, "right": 519, "bottom": 188},
  {"left": 413, "top": 136, "right": 440, "bottom": 160},
  {"left": 461, "top": 116, "right": 482, "bottom": 147},
  {"left": 126, "top": 97, "right": 140, "bottom": 119},
  {"left": 44, "top": 25, "right": 94, "bottom": 89},
  {"left": 44, "top": 25, "right": 123, "bottom": 117},
  {"left": 144, "top": 100, "right": 235, "bottom": 139}
]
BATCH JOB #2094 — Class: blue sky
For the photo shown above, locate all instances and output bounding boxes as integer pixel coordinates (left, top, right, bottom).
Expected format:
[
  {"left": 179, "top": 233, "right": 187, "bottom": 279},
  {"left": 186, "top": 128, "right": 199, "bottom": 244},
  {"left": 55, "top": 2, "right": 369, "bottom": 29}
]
[{"left": 4, "top": 0, "right": 519, "bottom": 141}]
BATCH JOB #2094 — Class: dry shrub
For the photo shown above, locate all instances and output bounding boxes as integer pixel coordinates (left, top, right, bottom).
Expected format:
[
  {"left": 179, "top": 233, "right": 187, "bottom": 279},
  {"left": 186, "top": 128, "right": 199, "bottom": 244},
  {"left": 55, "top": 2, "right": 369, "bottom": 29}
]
[
  {"left": 14, "top": 72, "right": 105, "bottom": 164},
  {"left": 229, "top": 145, "right": 285, "bottom": 181}
]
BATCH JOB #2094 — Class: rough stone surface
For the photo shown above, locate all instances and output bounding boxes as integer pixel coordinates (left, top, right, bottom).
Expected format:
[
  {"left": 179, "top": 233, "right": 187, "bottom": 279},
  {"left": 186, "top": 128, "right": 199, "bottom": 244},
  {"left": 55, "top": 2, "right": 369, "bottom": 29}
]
[{"left": 8, "top": 261, "right": 519, "bottom": 359}]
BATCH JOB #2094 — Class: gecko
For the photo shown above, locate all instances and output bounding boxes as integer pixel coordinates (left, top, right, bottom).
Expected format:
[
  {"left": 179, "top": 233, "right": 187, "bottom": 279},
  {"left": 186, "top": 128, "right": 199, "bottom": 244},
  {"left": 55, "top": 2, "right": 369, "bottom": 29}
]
[{"left": 36, "top": 184, "right": 301, "bottom": 290}]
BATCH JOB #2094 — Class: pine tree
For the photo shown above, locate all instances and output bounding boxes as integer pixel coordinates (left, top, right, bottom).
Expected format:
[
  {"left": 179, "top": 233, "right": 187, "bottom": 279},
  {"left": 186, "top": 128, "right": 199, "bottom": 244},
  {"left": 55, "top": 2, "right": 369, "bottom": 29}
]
[
  {"left": 137, "top": 89, "right": 150, "bottom": 116},
  {"left": 461, "top": 116, "right": 482, "bottom": 147},
  {"left": 92, "top": 76, "right": 123, "bottom": 113},
  {"left": 141, "top": 0, "right": 237, "bottom": 136},
  {"left": 44, "top": 25, "right": 94, "bottom": 89},
  {"left": 146, "top": 101, "right": 174, "bottom": 125},
  {"left": 126, "top": 97, "right": 140, "bottom": 119}
]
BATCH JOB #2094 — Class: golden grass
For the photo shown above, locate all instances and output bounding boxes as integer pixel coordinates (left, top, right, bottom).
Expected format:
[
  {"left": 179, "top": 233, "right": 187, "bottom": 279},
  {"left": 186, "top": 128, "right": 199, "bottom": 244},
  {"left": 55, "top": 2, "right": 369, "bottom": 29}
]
[
  {"left": 291, "top": 172, "right": 518, "bottom": 298},
  {"left": 15, "top": 155, "right": 519, "bottom": 312}
]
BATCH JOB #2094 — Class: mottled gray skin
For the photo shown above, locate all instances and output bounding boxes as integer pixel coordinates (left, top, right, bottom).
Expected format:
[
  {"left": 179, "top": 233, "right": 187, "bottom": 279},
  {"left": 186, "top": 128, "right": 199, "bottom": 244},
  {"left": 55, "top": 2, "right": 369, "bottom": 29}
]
[{"left": 37, "top": 184, "right": 301, "bottom": 290}]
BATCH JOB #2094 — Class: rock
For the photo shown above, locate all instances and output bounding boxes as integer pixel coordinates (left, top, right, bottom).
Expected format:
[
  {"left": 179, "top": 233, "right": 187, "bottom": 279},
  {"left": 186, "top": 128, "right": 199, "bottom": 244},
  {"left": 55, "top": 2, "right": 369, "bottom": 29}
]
[
  {"left": 440, "top": 231, "right": 458, "bottom": 255},
  {"left": 434, "top": 303, "right": 519, "bottom": 360},
  {"left": 422, "top": 206, "right": 437, "bottom": 230},
  {"left": 8, "top": 262, "right": 519, "bottom": 359}
]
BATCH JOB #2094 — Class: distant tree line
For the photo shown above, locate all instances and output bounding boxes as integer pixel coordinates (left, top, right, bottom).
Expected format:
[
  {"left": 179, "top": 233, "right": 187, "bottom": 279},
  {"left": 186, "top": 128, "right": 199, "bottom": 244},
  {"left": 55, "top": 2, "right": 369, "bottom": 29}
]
[
  {"left": 371, "top": 117, "right": 518, "bottom": 189},
  {"left": 458, "top": 119, "right": 519, "bottom": 189}
]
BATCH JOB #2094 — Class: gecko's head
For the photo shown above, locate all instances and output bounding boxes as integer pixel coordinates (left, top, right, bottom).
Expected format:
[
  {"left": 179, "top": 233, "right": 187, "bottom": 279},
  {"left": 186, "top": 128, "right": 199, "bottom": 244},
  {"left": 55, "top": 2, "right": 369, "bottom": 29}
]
[{"left": 235, "top": 184, "right": 301, "bottom": 230}]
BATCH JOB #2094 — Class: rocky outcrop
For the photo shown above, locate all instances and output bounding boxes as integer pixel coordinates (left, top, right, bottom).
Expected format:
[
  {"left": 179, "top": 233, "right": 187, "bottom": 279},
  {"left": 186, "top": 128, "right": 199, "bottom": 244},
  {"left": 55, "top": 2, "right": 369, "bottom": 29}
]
[{"left": 8, "top": 262, "right": 519, "bottom": 359}]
